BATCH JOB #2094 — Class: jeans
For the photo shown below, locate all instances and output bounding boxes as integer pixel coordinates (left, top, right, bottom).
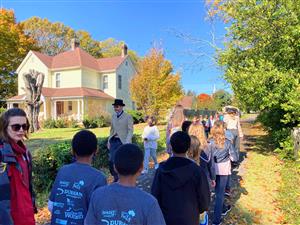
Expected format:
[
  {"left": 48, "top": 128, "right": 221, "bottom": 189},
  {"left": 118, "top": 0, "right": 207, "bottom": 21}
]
[
  {"left": 226, "top": 129, "right": 240, "bottom": 191},
  {"left": 109, "top": 137, "right": 122, "bottom": 182},
  {"left": 143, "top": 147, "right": 158, "bottom": 171},
  {"left": 228, "top": 129, "right": 240, "bottom": 156},
  {"left": 213, "top": 175, "right": 228, "bottom": 224}
]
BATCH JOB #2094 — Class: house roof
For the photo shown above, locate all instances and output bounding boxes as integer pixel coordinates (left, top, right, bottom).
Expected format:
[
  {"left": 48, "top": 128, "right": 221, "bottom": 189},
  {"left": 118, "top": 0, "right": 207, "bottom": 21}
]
[
  {"left": 177, "top": 96, "right": 194, "bottom": 109},
  {"left": 7, "top": 87, "right": 114, "bottom": 101},
  {"left": 31, "top": 48, "right": 127, "bottom": 71}
]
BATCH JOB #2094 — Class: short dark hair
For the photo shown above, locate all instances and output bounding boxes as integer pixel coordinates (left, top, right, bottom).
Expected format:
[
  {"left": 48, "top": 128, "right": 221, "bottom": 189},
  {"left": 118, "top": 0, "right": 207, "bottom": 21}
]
[
  {"left": 170, "top": 131, "right": 191, "bottom": 154},
  {"left": 181, "top": 120, "right": 192, "bottom": 133},
  {"left": 0, "top": 108, "right": 30, "bottom": 142},
  {"left": 114, "top": 144, "right": 143, "bottom": 176},
  {"left": 72, "top": 130, "right": 97, "bottom": 157}
]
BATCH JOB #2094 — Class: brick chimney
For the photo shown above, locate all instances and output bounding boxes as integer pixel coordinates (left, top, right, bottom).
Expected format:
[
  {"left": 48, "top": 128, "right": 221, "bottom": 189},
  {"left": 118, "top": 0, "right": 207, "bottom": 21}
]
[
  {"left": 71, "top": 38, "right": 80, "bottom": 50},
  {"left": 121, "top": 44, "right": 128, "bottom": 57}
]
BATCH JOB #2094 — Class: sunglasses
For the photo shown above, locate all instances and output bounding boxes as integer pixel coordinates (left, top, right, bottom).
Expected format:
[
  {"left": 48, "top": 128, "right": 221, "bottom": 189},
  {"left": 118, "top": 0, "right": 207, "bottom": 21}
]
[{"left": 10, "top": 123, "right": 29, "bottom": 132}]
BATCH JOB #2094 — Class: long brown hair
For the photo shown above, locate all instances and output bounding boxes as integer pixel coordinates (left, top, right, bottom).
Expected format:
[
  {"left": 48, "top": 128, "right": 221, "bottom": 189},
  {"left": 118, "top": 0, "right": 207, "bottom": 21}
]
[
  {"left": 170, "top": 104, "right": 185, "bottom": 128},
  {"left": 188, "top": 135, "right": 200, "bottom": 164},
  {"left": 210, "top": 120, "right": 225, "bottom": 148},
  {"left": 0, "top": 108, "right": 30, "bottom": 142},
  {"left": 188, "top": 123, "right": 207, "bottom": 149}
]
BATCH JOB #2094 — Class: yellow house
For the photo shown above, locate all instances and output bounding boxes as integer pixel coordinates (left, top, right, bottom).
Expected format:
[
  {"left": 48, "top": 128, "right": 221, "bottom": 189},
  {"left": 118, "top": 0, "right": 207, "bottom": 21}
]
[{"left": 7, "top": 41, "right": 137, "bottom": 121}]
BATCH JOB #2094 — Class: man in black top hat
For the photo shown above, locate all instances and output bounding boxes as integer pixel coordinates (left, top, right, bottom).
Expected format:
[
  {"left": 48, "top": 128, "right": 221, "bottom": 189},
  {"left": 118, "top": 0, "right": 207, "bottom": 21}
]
[{"left": 107, "top": 99, "right": 133, "bottom": 182}]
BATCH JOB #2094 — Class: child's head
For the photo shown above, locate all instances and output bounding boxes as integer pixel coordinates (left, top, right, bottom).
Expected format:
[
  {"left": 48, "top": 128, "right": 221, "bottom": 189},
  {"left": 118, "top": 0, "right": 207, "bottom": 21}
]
[
  {"left": 145, "top": 115, "right": 156, "bottom": 126},
  {"left": 72, "top": 130, "right": 97, "bottom": 157},
  {"left": 181, "top": 120, "right": 192, "bottom": 133},
  {"left": 114, "top": 144, "right": 144, "bottom": 176},
  {"left": 188, "top": 123, "right": 207, "bottom": 148},
  {"left": 187, "top": 135, "right": 200, "bottom": 164},
  {"left": 170, "top": 131, "right": 191, "bottom": 154},
  {"left": 0, "top": 108, "right": 30, "bottom": 143},
  {"left": 210, "top": 120, "right": 225, "bottom": 148}
]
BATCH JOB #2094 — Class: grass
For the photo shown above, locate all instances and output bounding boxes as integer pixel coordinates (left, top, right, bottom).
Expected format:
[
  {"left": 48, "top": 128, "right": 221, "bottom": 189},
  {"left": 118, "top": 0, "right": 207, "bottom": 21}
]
[
  {"left": 224, "top": 121, "right": 285, "bottom": 224},
  {"left": 278, "top": 160, "right": 300, "bottom": 224},
  {"left": 26, "top": 123, "right": 166, "bottom": 153}
]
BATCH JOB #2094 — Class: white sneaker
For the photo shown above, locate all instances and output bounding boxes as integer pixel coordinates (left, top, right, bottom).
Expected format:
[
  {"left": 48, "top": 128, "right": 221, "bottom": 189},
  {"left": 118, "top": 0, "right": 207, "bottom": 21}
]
[
  {"left": 154, "top": 164, "right": 159, "bottom": 170},
  {"left": 141, "top": 170, "right": 148, "bottom": 174}
]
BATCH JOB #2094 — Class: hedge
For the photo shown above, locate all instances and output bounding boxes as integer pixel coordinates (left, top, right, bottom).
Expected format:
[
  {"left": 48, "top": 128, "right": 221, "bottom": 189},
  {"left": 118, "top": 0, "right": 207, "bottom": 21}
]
[{"left": 32, "top": 132, "right": 168, "bottom": 195}]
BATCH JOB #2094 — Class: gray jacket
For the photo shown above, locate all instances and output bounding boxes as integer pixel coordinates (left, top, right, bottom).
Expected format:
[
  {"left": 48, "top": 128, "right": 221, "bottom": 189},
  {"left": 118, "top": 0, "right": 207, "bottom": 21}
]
[{"left": 108, "top": 111, "right": 133, "bottom": 144}]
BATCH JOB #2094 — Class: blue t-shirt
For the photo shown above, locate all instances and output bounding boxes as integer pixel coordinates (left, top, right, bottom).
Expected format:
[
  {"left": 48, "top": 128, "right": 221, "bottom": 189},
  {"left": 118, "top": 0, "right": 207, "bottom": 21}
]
[
  {"left": 85, "top": 183, "right": 166, "bottom": 225},
  {"left": 49, "top": 162, "right": 107, "bottom": 225}
]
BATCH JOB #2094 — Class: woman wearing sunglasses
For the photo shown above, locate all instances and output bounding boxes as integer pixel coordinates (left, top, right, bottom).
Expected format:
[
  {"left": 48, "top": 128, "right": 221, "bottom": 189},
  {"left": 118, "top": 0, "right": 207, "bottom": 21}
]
[{"left": 0, "top": 108, "right": 36, "bottom": 225}]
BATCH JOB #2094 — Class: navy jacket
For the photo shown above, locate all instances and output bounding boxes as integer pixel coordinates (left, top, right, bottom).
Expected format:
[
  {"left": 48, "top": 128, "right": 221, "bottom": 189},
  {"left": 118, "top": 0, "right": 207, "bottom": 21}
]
[{"left": 151, "top": 157, "right": 210, "bottom": 225}]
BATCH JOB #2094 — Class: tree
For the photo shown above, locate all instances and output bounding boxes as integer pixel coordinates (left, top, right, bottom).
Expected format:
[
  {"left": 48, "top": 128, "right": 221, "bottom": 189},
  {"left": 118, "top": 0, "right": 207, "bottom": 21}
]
[
  {"left": 0, "top": 9, "right": 37, "bottom": 100},
  {"left": 130, "top": 48, "right": 183, "bottom": 118},
  {"left": 212, "top": 89, "right": 232, "bottom": 109},
  {"left": 22, "top": 17, "right": 139, "bottom": 62},
  {"left": 206, "top": 0, "right": 300, "bottom": 133},
  {"left": 23, "top": 70, "right": 44, "bottom": 132},
  {"left": 197, "top": 93, "right": 217, "bottom": 110}
]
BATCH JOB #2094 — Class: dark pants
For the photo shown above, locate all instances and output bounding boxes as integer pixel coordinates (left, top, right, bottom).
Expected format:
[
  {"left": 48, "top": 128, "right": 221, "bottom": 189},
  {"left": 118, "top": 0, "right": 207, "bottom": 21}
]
[
  {"left": 109, "top": 137, "right": 122, "bottom": 182},
  {"left": 213, "top": 175, "right": 228, "bottom": 224}
]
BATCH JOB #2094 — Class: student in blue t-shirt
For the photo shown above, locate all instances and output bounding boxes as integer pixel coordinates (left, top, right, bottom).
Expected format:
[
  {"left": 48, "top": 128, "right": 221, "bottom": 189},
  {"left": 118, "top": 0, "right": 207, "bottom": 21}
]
[
  {"left": 48, "top": 130, "right": 107, "bottom": 225},
  {"left": 85, "top": 144, "right": 166, "bottom": 225}
]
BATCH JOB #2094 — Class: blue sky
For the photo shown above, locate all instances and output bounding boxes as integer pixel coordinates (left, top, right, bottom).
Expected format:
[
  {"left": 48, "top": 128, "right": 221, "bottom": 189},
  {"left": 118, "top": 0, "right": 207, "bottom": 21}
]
[{"left": 3, "top": 0, "right": 229, "bottom": 95}]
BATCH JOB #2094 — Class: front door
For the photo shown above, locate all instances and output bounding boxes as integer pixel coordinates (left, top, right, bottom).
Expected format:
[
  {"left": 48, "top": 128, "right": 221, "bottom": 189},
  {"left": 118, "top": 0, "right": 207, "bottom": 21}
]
[{"left": 56, "top": 101, "right": 64, "bottom": 116}]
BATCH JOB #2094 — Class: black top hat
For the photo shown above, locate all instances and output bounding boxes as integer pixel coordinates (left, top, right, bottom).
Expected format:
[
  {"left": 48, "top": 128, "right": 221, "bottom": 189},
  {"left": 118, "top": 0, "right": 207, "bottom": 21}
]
[
  {"left": 112, "top": 99, "right": 125, "bottom": 106},
  {"left": 226, "top": 108, "right": 237, "bottom": 113}
]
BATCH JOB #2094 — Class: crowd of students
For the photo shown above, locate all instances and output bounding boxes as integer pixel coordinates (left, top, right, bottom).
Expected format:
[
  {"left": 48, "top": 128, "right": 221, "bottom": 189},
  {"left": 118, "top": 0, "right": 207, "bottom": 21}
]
[{"left": 0, "top": 104, "right": 243, "bottom": 225}]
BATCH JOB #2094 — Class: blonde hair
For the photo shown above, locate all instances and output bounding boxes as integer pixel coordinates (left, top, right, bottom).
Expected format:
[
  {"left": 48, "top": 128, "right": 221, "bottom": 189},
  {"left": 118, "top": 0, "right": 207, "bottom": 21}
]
[
  {"left": 188, "top": 135, "right": 200, "bottom": 164},
  {"left": 210, "top": 120, "right": 225, "bottom": 148},
  {"left": 170, "top": 104, "right": 185, "bottom": 128},
  {"left": 188, "top": 123, "right": 207, "bottom": 149}
]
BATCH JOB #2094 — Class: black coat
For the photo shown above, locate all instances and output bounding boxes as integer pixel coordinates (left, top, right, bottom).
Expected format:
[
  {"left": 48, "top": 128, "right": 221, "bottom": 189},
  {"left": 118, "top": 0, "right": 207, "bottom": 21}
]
[{"left": 151, "top": 157, "right": 210, "bottom": 225}]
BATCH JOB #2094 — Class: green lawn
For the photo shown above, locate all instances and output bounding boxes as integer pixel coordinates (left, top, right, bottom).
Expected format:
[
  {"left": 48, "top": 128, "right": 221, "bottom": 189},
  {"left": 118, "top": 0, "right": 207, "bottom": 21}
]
[{"left": 26, "top": 124, "right": 166, "bottom": 153}]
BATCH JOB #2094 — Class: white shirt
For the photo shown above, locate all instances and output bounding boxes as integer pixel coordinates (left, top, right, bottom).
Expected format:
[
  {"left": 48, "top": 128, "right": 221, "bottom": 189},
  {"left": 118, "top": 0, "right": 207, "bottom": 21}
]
[{"left": 142, "top": 125, "right": 160, "bottom": 149}]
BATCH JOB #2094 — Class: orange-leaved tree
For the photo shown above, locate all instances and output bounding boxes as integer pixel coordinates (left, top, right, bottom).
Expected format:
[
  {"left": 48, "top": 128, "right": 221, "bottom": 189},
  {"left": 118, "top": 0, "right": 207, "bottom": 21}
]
[
  {"left": 0, "top": 8, "right": 38, "bottom": 100},
  {"left": 130, "top": 48, "right": 183, "bottom": 119}
]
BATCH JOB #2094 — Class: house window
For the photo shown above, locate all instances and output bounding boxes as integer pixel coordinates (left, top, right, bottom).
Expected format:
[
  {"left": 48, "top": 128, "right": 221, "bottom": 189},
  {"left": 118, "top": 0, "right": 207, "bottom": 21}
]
[
  {"left": 103, "top": 75, "right": 108, "bottom": 89},
  {"left": 56, "top": 73, "right": 61, "bottom": 87},
  {"left": 125, "top": 61, "right": 128, "bottom": 66},
  {"left": 68, "top": 101, "right": 72, "bottom": 111},
  {"left": 118, "top": 75, "right": 122, "bottom": 89}
]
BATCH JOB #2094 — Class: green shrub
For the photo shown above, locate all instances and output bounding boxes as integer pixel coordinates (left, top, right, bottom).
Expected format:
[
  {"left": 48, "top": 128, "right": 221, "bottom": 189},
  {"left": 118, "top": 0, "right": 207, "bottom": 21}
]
[
  {"left": 32, "top": 131, "right": 166, "bottom": 196},
  {"left": 83, "top": 116, "right": 108, "bottom": 129},
  {"left": 126, "top": 110, "right": 144, "bottom": 124},
  {"left": 32, "top": 141, "right": 72, "bottom": 193},
  {"left": 42, "top": 119, "right": 57, "bottom": 129},
  {"left": 95, "top": 116, "right": 106, "bottom": 128},
  {"left": 55, "top": 118, "right": 67, "bottom": 128},
  {"left": 67, "top": 118, "right": 79, "bottom": 128},
  {"left": 32, "top": 137, "right": 110, "bottom": 194},
  {"left": 0, "top": 107, "right": 6, "bottom": 115},
  {"left": 275, "top": 135, "right": 295, "bottom": 160}
]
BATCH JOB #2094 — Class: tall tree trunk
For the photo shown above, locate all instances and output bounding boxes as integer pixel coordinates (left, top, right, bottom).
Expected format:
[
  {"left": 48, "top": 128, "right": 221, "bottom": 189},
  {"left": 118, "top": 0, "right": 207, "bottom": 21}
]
[{"left": 22, "top": 70, "right": 44, "bottom": 133}]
